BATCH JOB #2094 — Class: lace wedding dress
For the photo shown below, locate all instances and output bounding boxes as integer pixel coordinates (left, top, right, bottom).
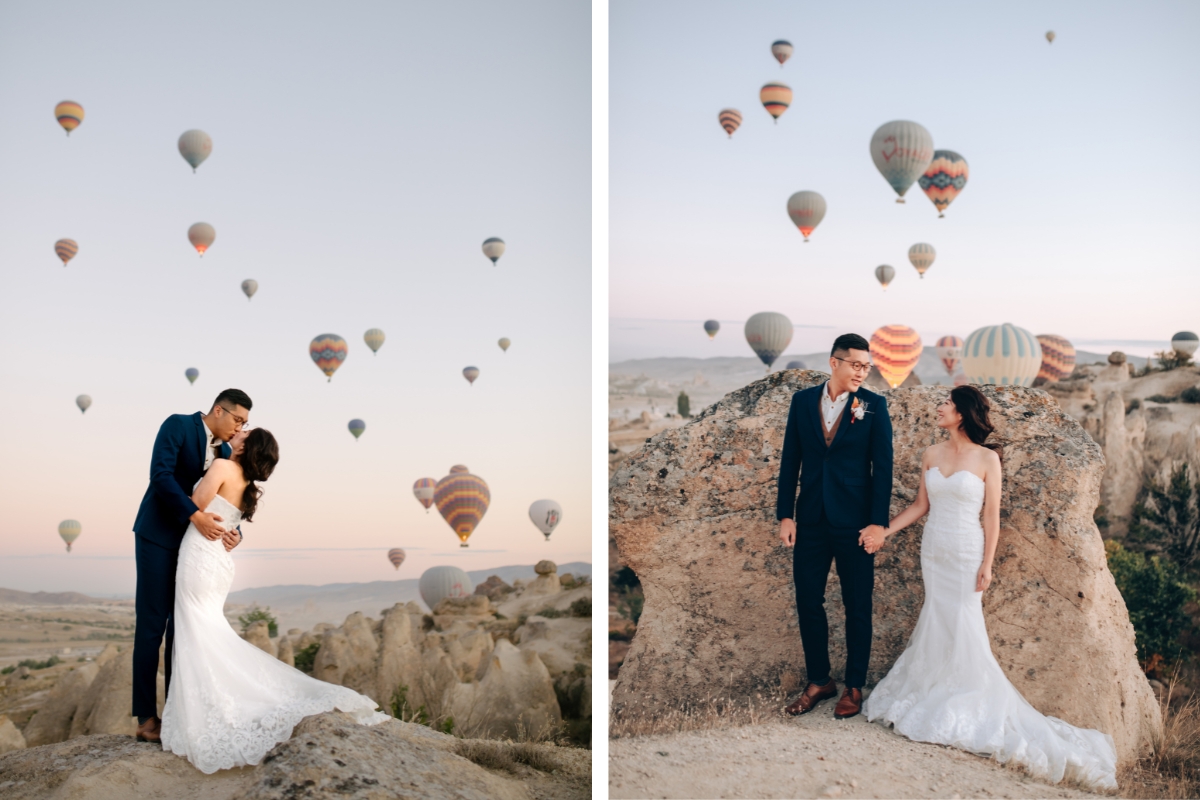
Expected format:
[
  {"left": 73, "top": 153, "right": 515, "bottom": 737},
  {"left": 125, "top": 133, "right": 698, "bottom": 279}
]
[
  {"left": 160, "top": 492, "right": 389, "bottom": 774},
  {"left": 863, "top": 466, "right": 1118, "bottom": 791}
]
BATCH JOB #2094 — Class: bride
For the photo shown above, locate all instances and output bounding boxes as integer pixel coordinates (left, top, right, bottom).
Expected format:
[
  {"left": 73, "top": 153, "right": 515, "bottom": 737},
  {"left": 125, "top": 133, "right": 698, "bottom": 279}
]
[
  {"left": 857, "top": 385, "right": 1117, "bottom": 791},
  {"left": 160, "top": 427, "right": 389, "bottom": 774}
]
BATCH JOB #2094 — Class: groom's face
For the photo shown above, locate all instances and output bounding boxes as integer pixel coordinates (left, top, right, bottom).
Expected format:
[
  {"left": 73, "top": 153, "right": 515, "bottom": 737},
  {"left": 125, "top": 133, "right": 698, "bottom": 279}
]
[
  {"left": 830, "top": 348, "right": 871, "bottom": 391},
  {"left": 211, "top": 403, "right": 250, "bottom": 442}
]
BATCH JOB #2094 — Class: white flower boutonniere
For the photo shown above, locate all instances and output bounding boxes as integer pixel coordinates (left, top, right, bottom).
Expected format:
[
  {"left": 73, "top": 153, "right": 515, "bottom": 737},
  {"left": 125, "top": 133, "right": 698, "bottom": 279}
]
[{"left": 851, "top": 397, "right": 868, "bottom": 423}]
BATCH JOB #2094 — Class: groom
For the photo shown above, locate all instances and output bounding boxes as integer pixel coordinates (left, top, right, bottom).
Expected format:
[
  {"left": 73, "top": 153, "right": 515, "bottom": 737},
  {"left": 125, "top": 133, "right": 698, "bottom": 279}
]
[
  {"left": 776, "top": 334, "right": 893, "bottom": 719},
  {"left": 131, "top": 389, "right": 252, "bottom": 743}
]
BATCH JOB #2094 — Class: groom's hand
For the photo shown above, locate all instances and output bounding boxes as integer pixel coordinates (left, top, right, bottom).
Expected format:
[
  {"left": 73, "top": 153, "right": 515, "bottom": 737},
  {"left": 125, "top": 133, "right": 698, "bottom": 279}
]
[
  {"left": 779, "top": 518, "right": 796, "bottom": 547},
  {"left": 191, "top": 510, "right": 225, "bottom": 541},
  {"left": 221, "top": 528, "right": 241, "bottom": 552},
  {"left": 859, "top": 525, "right": 887, "bottom": 553}
]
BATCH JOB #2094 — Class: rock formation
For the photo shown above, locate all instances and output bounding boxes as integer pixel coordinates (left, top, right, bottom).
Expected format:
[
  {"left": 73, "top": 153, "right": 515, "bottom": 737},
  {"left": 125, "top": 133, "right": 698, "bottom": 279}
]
[
  {"left": 19, "top": 661, "right": 100, "bottom": 746},
  {"left": 449, "top": 640, "right": 562, "bottom": 741},
  {"left": 610, "top": 369, "right": 1160, "bottom": 767},
  {"left": 242, "top": 620, "right": 274, "bottom": 654},
  {"left": 0, "top": 714, "right": 25, "bottom": 754},
  {"left": 276, "top": 632, "right": 294, "bottom": 666}
]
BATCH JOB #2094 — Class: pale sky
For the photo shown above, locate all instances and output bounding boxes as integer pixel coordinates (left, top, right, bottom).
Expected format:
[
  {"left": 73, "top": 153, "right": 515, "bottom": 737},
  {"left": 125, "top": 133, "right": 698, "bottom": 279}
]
[
  {"left": 610, "top": 0, "right": 1199, "bottom": 362},
  {"left": 0, "top": 1, "right": 591, "bottom": 594}
]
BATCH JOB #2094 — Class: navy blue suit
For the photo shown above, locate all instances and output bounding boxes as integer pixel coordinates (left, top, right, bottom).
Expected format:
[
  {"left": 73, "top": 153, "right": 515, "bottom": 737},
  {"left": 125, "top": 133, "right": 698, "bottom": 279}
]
[
  {"left": 131, "top": 412, "right": 233, "bottom": 720},
  {"left": 775, "top": 384, "right": 893, "bottom": 688}
]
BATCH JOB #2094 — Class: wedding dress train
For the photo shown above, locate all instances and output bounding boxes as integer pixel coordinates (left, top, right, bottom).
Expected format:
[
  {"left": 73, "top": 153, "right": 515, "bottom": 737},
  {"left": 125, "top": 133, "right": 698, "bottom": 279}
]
[
  {"left": 863, "top": 466, "right": 1118, "bottom": 791},
  {"left": 160, "top": 492, "right": 389, "bottom": 774}
]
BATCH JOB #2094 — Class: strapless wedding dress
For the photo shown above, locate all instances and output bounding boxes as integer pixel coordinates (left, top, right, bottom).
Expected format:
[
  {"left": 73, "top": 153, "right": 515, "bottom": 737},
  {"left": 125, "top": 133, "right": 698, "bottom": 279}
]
[
  {"left": 863, "top": 466, "right": 1117, "bottom": 791},
  {"left": 160, "top": 492, "right": 389, "bottom": 774}
]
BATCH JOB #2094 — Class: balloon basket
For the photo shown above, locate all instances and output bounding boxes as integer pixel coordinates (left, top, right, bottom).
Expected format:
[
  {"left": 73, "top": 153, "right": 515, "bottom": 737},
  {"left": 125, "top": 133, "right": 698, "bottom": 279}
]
[
  {"left": 896, "top": 198, "right": 905, "bottom": 204},
  {"left": 460, "top": 543, "right": 469, "bottom": 548},
  {"left": 938, "top": 213, "right": 945, "bottom": 218}
]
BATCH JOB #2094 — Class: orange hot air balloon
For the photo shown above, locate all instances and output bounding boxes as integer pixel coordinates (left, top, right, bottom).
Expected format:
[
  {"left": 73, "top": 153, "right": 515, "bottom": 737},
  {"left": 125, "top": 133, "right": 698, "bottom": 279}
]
[
  {"left": 718, "top": 108, "right": 742, "bottom": 138},
  {"left": 1036, "top": 334, "right": 1076, "bottom": 382},
  {"left": 55, "top": 101, "right": 84, "bottom": 135},
  {"left": 759, "top": 82, "right": 791, "bottom": 123},
  {"left": 434, "top": 466, "right": 490, "bottom": 547},
  {"left": 870, "top": 325, "right": 923, "bottom": 388}
]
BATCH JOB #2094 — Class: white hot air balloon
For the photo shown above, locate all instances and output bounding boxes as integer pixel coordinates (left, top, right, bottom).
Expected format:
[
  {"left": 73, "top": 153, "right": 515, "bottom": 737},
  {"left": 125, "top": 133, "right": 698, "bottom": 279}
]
[
  {"left": 419, "top": 565, "right": 474, "bottom": 610},
  {"left": 908, "top": 243, "right": 936, "bottom": 278},
  {"left": 528, "top": 499, "right": 563, "bottom": 541},
  {"left": 482, "top": 237, "right": 505, "bottom": 265},
  {"left": 786, "top": 191, "right": 827, "bottom": 242},
  {"left": 875, "top": 264, "right": 896, "bottom": 290},
  {"left": 178, "top": 129, "right": 213, "bottom": 172},
  {"left": 498, "top": 337, "right": 511, "bottom": 352},
  {"left": 364, "top": 328, "right": 386, "bottom": 354},
  {"left": 241, "top": 279, "right": 258, "bottom": 300},
  {"left": 744, "top": 312, "right": 793, "bottom": 373},
  {"left": 188, "top": 223, "right": 216, "bottom": 256},
  {"left": 76, "top": 395, "right": 92, "bottom": 414},
  {"left": 870, "top": 120, "right": 935, "bottom": 203},
  {"left": 1171, "top": 331, "right": 1198, "bottom": 358},
  {"left": 962, "top": 323, "right": 1043, "bottom": 386}
]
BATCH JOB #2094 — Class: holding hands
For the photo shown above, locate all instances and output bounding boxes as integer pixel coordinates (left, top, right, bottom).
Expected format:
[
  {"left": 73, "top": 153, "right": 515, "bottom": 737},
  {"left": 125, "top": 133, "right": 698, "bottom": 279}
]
[{"left": 858, "top": 524, "right": 888, "bottom": 554}]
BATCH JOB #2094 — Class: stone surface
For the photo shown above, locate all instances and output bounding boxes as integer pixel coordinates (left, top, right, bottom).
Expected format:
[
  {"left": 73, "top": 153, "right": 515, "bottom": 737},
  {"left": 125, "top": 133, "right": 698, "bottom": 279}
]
[
  {"left": 524, "top": 562, "right": 563, "bottom": 597},
  {"left": 242, "top": 620, "right": 274, "bottom": 655},
  {"left": 276, "top": 633, "right": 294, "bottom": 667},
  {"left": 313, "top": 612, "right": 380, "bottom": 702},
  {"left": 609, "top": 370, "right": 1160, "bottom": 767},
  {"left": 69, "top": 648, "right": 164, "bottom": 738},
  {"left": 0, "top": 714, "right": 26, "bottom": 754},
  {"left": 449, "top": 639, "right": 561, "bottom": 741},
  {"left": 19, "top": 662, "right": 99, "bottom": 746},
  {"left": 514, "top": 617, "right": 591, "bottom": 678},
  {"left": 472, "top": 575, "right": 514, "bottom": 601}
]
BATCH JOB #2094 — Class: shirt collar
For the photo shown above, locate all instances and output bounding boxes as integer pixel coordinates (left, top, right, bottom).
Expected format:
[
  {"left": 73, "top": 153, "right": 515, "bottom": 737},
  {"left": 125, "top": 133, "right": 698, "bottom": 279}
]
[
  {"left": 202, "top": 416, "right": 217, "bottom": 443},
  {"left": 824, "top": 381, "right": 849, "bottom": 403}
]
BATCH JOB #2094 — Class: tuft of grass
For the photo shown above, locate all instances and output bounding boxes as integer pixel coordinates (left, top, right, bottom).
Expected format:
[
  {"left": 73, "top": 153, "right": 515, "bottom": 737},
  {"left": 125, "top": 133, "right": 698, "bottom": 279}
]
[
  {"left": 1121, "top": 672, "right": 1200, "bottom": 798},
  {"left": 455, "top": 738, "right": 570, "bottom": 774},
  {"left": 610, "top": 690, "right": 781, "bottom": 739}
]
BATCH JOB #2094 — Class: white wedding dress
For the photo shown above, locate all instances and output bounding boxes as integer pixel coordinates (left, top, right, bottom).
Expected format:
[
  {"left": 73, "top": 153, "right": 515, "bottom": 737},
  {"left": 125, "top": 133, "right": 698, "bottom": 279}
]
[
  {"left": 160, "top": 491, "right": 389, "bottom": 774},
  {"left": 863, "top": 466, "right": 1118, "bottom": 791}
]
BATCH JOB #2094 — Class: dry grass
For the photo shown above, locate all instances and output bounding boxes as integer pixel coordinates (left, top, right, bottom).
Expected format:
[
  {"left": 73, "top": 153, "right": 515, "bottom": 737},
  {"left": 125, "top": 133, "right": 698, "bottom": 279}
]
[
  {"left": 1120, "top": 670, "right": 1200, "bottom": 799},
  {"left": 455, "top": 738, "right": 571, "bottom": 774},
  {"left": 610, "top": 690, "right": 784, "bottom": 739}
]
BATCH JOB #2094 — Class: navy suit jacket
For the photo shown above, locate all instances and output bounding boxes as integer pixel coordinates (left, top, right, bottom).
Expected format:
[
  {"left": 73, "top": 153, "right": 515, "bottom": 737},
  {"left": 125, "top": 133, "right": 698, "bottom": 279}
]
[
  {"left": 133, "top": 412, "right": 233, "bottom": 550},
  {"left": 775, "top": 384, "right": 894, "bottom": 530}
]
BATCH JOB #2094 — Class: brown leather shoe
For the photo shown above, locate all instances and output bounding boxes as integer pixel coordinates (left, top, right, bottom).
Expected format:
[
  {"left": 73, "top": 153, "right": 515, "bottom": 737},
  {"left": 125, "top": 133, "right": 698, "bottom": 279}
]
[
  {"left": 135, "top": 716, "right": 162, "bottom": 743},
  {"left": 834, "top": 687, "right": 862, "bottom": 719},
  {"left": 783, "top": 679, "right": 838, "bottom": 716}
]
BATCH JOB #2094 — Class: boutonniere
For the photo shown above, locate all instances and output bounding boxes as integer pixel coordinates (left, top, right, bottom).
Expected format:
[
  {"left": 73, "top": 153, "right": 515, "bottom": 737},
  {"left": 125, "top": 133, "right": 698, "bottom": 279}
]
[{"left": 850, "top": 397, "right": 868, "bottom": 423}]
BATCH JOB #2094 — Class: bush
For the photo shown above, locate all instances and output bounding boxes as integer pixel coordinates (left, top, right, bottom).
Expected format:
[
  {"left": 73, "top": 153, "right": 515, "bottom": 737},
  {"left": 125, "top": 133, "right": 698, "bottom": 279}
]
[
  {"left": 1127, "top": 398, "right": 1141, "bottom": 414},
  {"left": 612, "top": 566, "right": 641, "bottom": 591},
  {"left": 536, "top": 607, "right": 566, "bottom": 619},
  {"left": 1095, "top": 504, "right": 1110, "bottom": 531},
  {"left": 677, "top": 391, "right": 691, "bottom": 418},
  {"left": 293, "top": 643, "right": 320, "bottom": 674},
  {"left": 1130, "top": 463, "right": 1200, "bottom": 570},
  {"left": 617, "top": 590, "right": 644, "bottom": 625},
  {"left": 1182, "top": 386, "right": 1200, "bottom": 404},
  {"left": 1148, "top": 394, "right": 1178, "bottom": 404},
  {"left": 14, "top": 655, "right": 61, "bottom": 671},
  {"left": 0, "top": 665, "right": 13, "bottom": 675},
  {"left": 569, "top": 597, "right": 592, "bottom": 617},
  {"left": 238, "top": 607, "right": 278, "bottom": 638},
  {"left": 1106, "top": 539, "right": 1196, "bottom": 663},
  {"left": 1155, "top": 349, "right": 1195, "bottom": 371}
]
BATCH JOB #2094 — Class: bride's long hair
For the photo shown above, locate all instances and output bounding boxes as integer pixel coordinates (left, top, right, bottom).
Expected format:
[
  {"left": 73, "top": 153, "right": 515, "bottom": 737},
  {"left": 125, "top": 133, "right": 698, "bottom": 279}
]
[
  {"left": 949, "top": 386, "right": 1003, "bottom": 464},
  {"left": 239, "top": 428, "right": 279, "bottom": 522}
]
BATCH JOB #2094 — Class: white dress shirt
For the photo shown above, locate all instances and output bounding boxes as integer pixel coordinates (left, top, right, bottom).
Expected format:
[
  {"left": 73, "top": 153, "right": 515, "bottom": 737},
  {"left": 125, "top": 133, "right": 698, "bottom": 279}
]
[
  {"left": 820, "top": 382, "right": 850, "bottom": 431},
  {"left": 202, "top": 418, "right": 218, "bottom": 471}
]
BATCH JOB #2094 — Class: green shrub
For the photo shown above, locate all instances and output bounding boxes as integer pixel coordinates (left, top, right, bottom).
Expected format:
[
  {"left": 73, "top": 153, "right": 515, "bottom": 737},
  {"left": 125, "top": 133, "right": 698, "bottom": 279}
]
[
  {"left": 0, "top": 665, "right": 13, "bottom": 675},
  {"left": 238, "top": 607, "right": 278, "bottom": 638},
  {"left": 1126, "top": 398, "right": 1141, "bottom": 414},
  {"left": 617, "top": 590, "right": 644, "bottom": 625},
  {"left": 536, "top": 607, "right": 566, "bottom": 619},
  {"left": 1130, "top": 462, "right": 1200, "bottom": 569},
  {"left": 294, "top": 643, "right": 320, "bottom": 674},
  {"left": 1147, "top": 394, "right": 1177, "bottom": 404},
  {"left": 569, "top": 597, "right": 592, "bottom": 617},
  {"left": 1106, "top": 539, "right": 1196, "bottom": 662},
  {"left": 14, "top": 655, "right": 61, "bottom": 671},
  {"left": 608, "top": 629, "right": 631, "bottom": 642},
  {"left": 677, "top": 391, "right": 691, "bottom": 419},
  {"left": 1094, "top": 505, "right": 1110, "bottom": 531},
  {"left": 1181, "top": 386, "right": 1200, "bottom": 404}
]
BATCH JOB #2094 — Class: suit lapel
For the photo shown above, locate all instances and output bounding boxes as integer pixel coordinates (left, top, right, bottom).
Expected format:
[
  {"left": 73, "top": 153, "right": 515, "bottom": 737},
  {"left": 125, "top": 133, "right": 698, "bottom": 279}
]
[
  {"left": 193, "top": 413, "right": 207, "bottom": 470},
  {"left": 828, "top": 392, "right": 858, "bottom": 451},
  {"left": 809, "top": 387, "right": 828, "bottom": 448}
]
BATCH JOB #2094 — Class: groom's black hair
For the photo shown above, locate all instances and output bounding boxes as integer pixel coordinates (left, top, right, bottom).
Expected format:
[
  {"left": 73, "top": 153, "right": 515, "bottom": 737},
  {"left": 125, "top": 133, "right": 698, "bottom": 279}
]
[
  {"left": 831, "top": 333, "right": 870, "bottom": 357},
  {"left": 212, "top": 388, "right": 253, "bottom": 411}
]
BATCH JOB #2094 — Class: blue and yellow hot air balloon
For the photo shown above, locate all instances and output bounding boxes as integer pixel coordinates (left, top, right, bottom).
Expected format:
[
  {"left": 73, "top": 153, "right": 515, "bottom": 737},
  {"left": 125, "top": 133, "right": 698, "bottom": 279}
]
[
  {"left": 185, "top": 368, "right": 199, "bottom": 385},
  {"left": 703, "top": 320, "right": 720, "bottom": 339},
  {"left": 935, "top": 335, "right": 964, "bottom": 376},
  {"left": 482, "top": 238, "right": 505, "bottom": 265},
  {"left": 434, "top": 466, "right": 490, "bottom": 547},
  {"left": 908, "top": 243, "right": 936, "bottom": 278},
  {"left": 918, "top": 150, "right": 969, "bottom": 218},
  {"left": 364, "top": 329, "right": 385, "bottom": 355},
  {"left": 55, "top": 101, "right": 84, "bottom": 136},
  {"left": 348, "top": 419, "right": 365, "bottom": 439},
  {"left": 310, "top": 334, "right": 348, "bottom": 382},
  {"left": 962, "top": 323, "right": 1043, "bottom": 386}
]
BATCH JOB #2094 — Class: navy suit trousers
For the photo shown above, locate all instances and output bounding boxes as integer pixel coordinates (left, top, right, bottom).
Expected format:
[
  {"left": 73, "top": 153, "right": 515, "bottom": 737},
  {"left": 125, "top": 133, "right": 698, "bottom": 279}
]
[
  {"left": 793, "top": 511, "right": 875, "bottom": 689},
  {"left": 133, "top": 535, "right": 176, "bottom": 719}
]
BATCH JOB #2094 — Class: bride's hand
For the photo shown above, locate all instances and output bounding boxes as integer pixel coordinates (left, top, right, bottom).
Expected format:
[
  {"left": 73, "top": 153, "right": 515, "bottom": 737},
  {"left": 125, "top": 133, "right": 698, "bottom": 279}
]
[
  {"left": 975, "top": 564, "right": 993, "bottom": 593},
  {"left": 858, "top": 525, "right": 887, "bottom": 554}
]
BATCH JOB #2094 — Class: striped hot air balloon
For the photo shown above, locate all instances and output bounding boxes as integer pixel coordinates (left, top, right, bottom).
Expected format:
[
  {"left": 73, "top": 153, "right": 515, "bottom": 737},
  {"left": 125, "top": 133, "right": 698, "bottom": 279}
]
[
  {"left": 771, "top": 40, "right": 794, "bottom": 66},
  {"left": 387, "top": 548, "right": 406, "bottom": 571},
  {"left": 760, "top": 82, "right": 792, "bottom": 123},
  {"left": 449, "top": 464, "right": 469, "bottom": 474},
  {"left": 962, "top": 323, "right": 1043, "bottom": 387},
  {"left": 185, "top": 368, "right": 199, "bottom": 385},
  {"left": 462, "top": 366, "right": 479, "bottom": 385},
  {"left": 413, "top": 478, "right": 437, "bottom": 511},
  {"left": 953, "top": 372, "right": 970, "bottom": 387},
  {"left": 419, "top": 565, "right": 473, "bottom": 609},
  {"left": 717, "top": 108, "right": 742, "bottom": 138},
  {"left": 55, "top": 239, "right": 78, "bottom": 266},
  {"left": 1036, "top": 335, "right": 1076, "bottom": 382},
  {"left": 348, "top": 419, "right": 365, "bottom": 439},
  {"left": 58, "top": 520, "right": 82, "bottom": 552},
  {"left": 178, "top": 130, "right": 212, "bottom": 172},
  {"left": 918, "top": 150, "right": 969, "bottom": 218},
  {"left": 870, "top": 325, "right": 923, "bottom": 388},
  {"left": 188, "top": 223, "right": 215, "bottom": 256},
  {"left": 908, "top": 243, "right": 936, "bottom": 278},
  {"left": 241, "top": 279, "right": 258, "bottom": 300},
  {"left": 870, "top": 121, "right": 934, "bottom": 203},
  {"left": 434, "top": 466, "right": 490, "bottom": 547},
  {"left": 498, "top": 338, "right": 511, "bottom": 352},
  {"left": 935, "top": 335, "right": 964, "bottom": 375},
  {"left": 309, "top": 334, "right": 348, "bottom": 381},
  {"left": 55, "top": 101, "right": 84, "bottom": 136},
  {"left": 703, "top": 320, "right": 720, "bottom": 339},
  {"left": 874, "top": 264, "right": 895, "bottom": 290},
  {"left": 744, "top": 312, "right": 793, "bottom": 372},
  {"left": 786, "top": 191, "right": 826, "bottom": 242},
  {"left": 76, "top": 395, "right": 92, "bottom": 414},
  {"left": 1171, "top": 331, "right": 1198, "bottom": 358},
  {"left": 482, "top": 237, "right": 505, "bottom": 265},
  {"left": 364, "top": 328, "right": 385, "bottom": 354}
]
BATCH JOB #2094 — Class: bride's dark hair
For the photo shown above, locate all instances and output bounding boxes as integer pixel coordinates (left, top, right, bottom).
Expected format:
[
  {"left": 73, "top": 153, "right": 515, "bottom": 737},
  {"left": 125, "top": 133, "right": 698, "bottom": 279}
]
[
  {"left": 239, "top": 428, "right": 279, "bottom": 522},
  {"left": 949, "top": 385, "right": 1003, "bottom": 464}
]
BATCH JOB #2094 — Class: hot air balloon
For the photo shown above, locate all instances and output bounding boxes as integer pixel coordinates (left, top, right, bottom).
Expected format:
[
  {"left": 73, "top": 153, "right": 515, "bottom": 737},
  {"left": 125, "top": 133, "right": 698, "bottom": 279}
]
[
  {"left": 1035, "top": 335, "right": 1076, "bottom": 382},
  {"left": 771, "top": 40, "right": 793, "bottom": 66},
  {"left": 953, "top": 372, "right": 970, "bottom": 387},
  {"left": 935, "top": 335, "right": 964, "bottom": 375},
  {"left": 482, "top": 237, "right": 505, "bottom": 265},
  {"left": 870, "top": 325, "right": 923, "bottom": 388},
  {"left": 760, "top": 82, "right": 792, "bottom": 123},
  {"left": 498, "top": 338, "right": 511, "bottom": 352},
  {"left": 241, "top": 279, "right": 257, "bottom": 300},
  {"left": 348, "top": 419, "right": 365, "bottom": 439},
  {"left": 463, "top": 366, "right": 479, "bottom": 385},
  {"left": 387, "top": 548, "right": 406, "bottom": 571},
  {"left": 76, "top": 395, "right": 92, "bottom": 414},
  {"left": 55, "top": 239, "right": 78, "bottom": 266},
  {"left": 185, "top": 367, "right": 199, "bottom": 385},
  {"left": 918, "top": 150, "right": 969, "bottom": 218},
  {"left": 870, "top": 120, "right": 934, "bottom": 203},
  {"left": 908, "top": 243, "right": 936, "bottom": 278},
  {"left": 178, "top": 129, "right": 212, "bottom": 172},
  {"left": 786, "top": 191, "right": 826, "bottom": 242},
  {"left": 419, "top": 565, "right": 474, "bottom": 610},
  {"left": 55, "top": 101, "right": 84, "bottom": 136},
  {"left": 718, "top": 109, "right": 742, "bottom": 138},
  {"left": 364, "top": 328, "right": 385, "bottom": 355},
  {"left": 58, "top": 520, "right": 81, "bottom": 552},
  {"left": 874, "top": 264, "right": 896, "bottom": 290},
  {"left": 528, "top": 499, "right": 563, "bottom": 541},
  {"left": 785, "top": 360, "right": 806, "bottom": 370},
  {"left": 1046, "top": 31, "right": 1056, "bottom": 43},
  {"left": 413, "top": 478, "right": 437, "bottom": 512},
  {"left": 309, "top": 334, "right": 348, "bottom": 381},
  {"left": 449, "top": 464, "right": 469, "bottom": 474},
  {"left": 962, "top": 323, "right": 1043, "bottom": 386},
  {"left": 1171, "top": 331, "right": 1199, "bottom": 357},
  {"left": 704, "top": 320, "right": 720, "bottom": 339},
  {"left": 434, "top": 466, "right": 490, "bottom": 547},
  {"left": 188, "top": 223, "right": 215, "bottom": 256},
  {"left": 744, "top": 312, "right": 793, "bottom": 372}
]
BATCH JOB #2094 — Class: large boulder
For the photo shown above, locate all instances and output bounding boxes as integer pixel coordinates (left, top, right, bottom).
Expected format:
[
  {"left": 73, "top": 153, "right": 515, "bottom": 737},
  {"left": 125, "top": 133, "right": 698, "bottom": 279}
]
[
  {"left": 69, "top": 648, "right": 164, "bottom": 738},
  {"left": 242, "top": 620, "right": 274, "bottom": 655},
  {"left": 0, "top": 714, "right": 25, "bottom": 754},
  {"left": 276, "top": 632, "right": 295, "bottom": 666},
  {"left": 609, "top": 370, "right": 1160, "bottom": 767},
  {"left": 312, "top": 612, "right": 380, "bottom": 703},
  {"left": 449, "top": 639, "right": 561, "bottom": 741},
  {"left": 524, "top": 561, "right": 563, "bottom": 597},
  {"left": 514, "top": 616, "right": 591, "bottom": 678},
  {"left": 19, "top": 661, "right": 99, "bottom": 746},
  {"left": 373, "top": 602, "right": 426, "bottom": 712}
]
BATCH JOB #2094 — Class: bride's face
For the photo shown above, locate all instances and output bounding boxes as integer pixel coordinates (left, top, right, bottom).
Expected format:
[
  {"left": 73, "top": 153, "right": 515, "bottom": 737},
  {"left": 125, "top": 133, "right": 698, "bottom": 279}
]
[
  {"left": 229, "top": 429, "right": 250, "bottom": 456},
  {"left": 936, "top": 397, "right": 962, "bottom": 430}
]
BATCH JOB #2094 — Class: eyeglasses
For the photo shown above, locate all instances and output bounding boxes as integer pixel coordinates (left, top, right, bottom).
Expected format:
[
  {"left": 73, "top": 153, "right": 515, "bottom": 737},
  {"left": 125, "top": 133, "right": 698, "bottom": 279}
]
[
  {"left": 832, "top": 356, "right": 873, "bottom": 374},
  {"left": 217, "top": 404, "right": 249, "bottom": 428}
]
